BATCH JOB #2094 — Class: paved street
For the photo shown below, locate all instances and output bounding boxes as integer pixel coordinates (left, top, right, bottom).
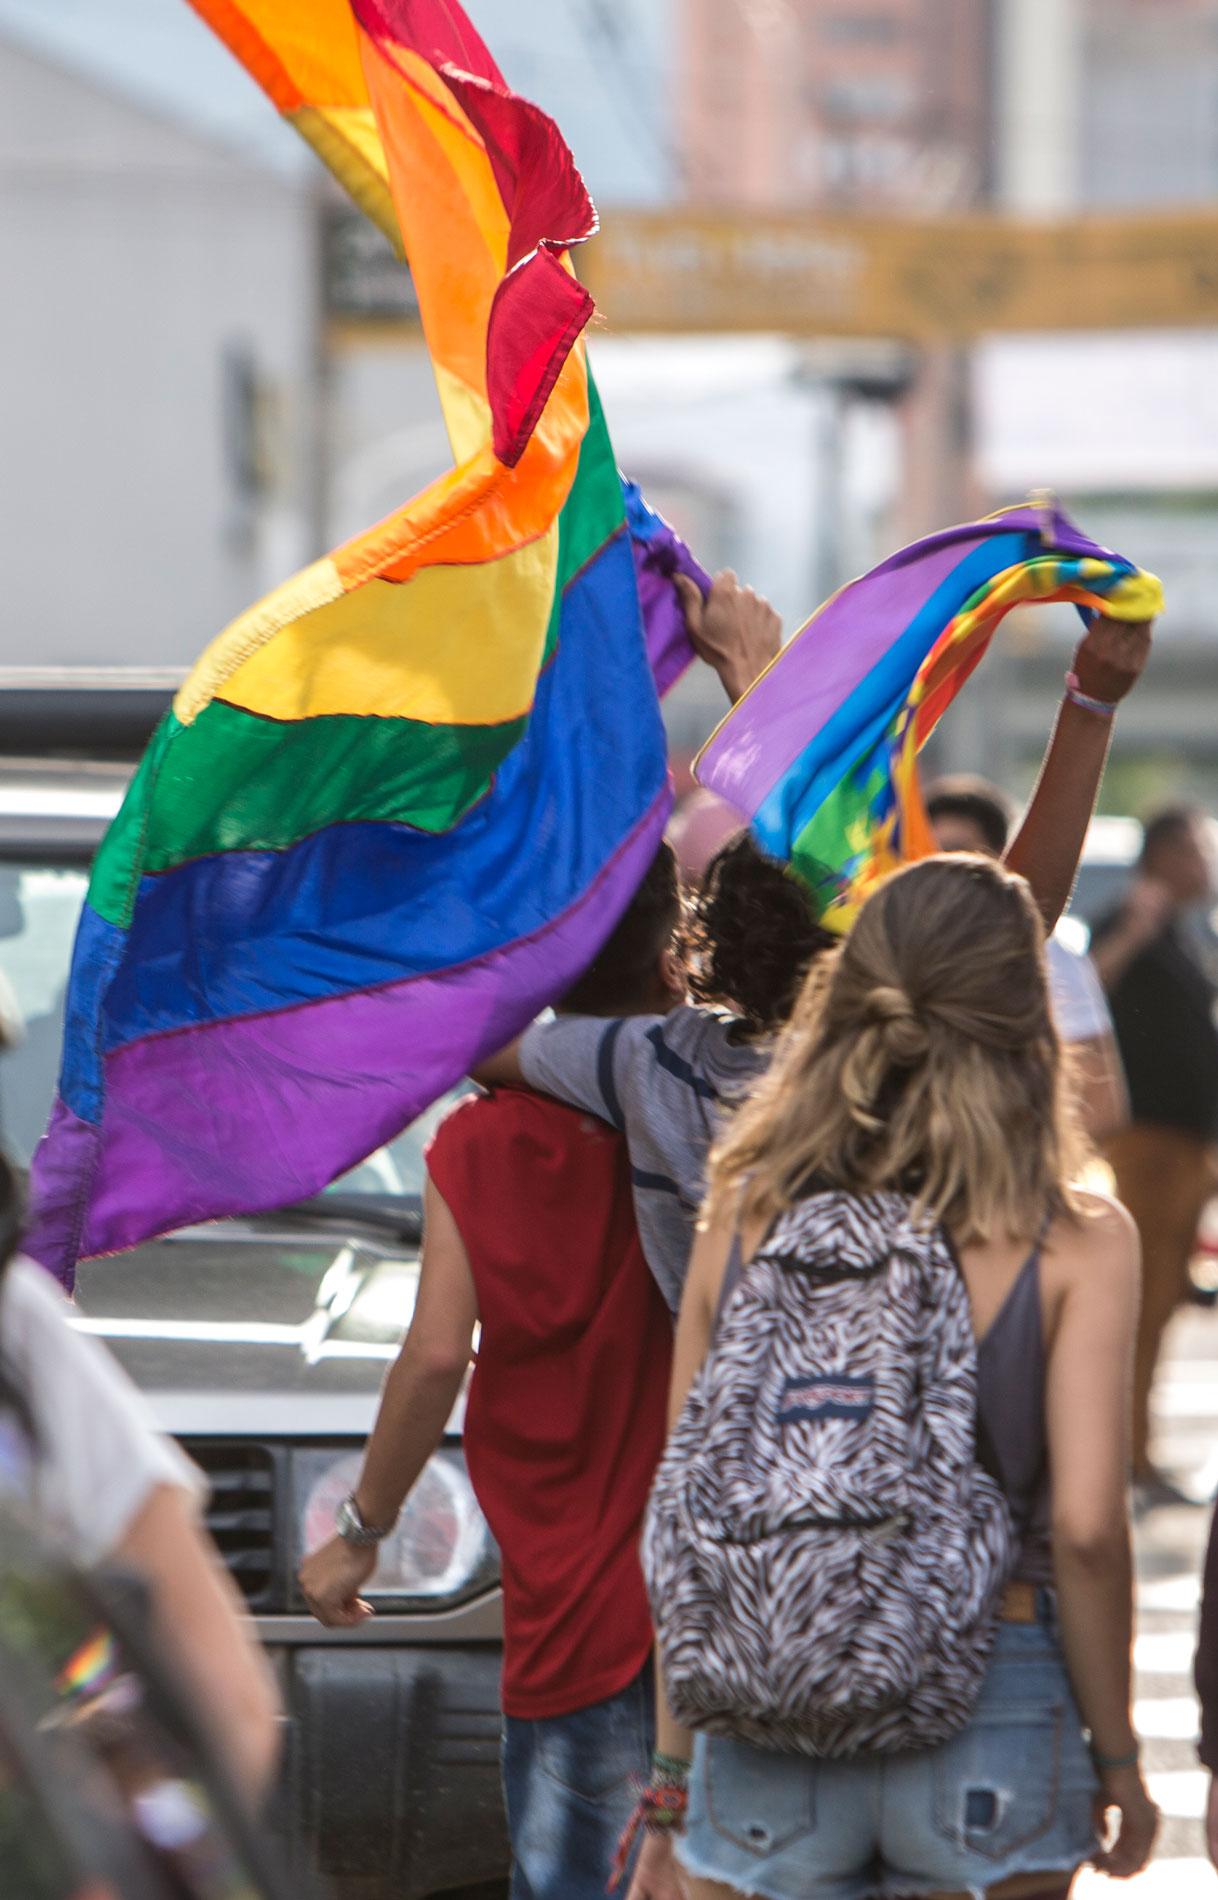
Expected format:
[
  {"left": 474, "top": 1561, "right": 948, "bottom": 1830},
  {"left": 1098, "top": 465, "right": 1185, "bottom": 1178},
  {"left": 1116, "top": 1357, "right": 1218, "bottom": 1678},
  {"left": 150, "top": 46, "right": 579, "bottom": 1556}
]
[{"left": 1077, "top": 1304, "right": 1218, "bottom": 1897}]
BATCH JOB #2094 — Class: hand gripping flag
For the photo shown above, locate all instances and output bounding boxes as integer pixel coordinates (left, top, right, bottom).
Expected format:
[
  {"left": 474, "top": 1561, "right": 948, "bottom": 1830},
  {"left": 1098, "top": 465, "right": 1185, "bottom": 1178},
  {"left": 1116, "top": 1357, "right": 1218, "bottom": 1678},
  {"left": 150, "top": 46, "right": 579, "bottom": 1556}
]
[
  {"left": 27, "top": 0, "right": 706, "bottom": 1281},
  {"left": 697, "top": 501, "right": 1163, "bottom": 931}
]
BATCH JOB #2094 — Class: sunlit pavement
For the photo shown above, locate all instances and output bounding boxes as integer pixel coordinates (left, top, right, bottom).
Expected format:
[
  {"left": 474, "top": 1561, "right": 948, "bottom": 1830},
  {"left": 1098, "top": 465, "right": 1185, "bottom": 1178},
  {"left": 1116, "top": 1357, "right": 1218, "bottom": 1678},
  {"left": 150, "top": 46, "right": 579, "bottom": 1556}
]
[{"left": 1077, "top": 1304, "right": 1218, "bottom": 1895}]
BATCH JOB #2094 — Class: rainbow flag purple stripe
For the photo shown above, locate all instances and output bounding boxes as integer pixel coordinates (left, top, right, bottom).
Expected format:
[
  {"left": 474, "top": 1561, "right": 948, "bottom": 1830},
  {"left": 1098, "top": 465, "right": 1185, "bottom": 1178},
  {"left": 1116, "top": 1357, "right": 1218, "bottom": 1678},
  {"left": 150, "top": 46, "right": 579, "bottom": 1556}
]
[
  {"left": 26, "top": 0, "right": 704, "bottom": 1281},
  {"left": 697, "top": 502, "right": 1163, "bottom": 929}
]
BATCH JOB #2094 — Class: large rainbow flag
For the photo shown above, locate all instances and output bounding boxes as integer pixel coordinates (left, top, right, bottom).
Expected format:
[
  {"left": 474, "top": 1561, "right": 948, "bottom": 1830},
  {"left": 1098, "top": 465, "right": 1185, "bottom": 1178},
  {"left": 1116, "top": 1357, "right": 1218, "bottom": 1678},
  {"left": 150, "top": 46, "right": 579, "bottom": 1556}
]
[
  {"left": 697, "top": 502, "right": 1163, "bottom": 930},
  {"left": 27, "top": 0, "right": 705, "bottom": 1281}
]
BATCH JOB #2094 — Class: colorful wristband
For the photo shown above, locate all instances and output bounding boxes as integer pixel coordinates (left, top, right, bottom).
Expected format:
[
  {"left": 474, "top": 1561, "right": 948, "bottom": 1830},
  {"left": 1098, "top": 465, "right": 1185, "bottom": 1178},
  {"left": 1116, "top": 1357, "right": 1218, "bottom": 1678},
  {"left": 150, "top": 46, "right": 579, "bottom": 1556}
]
[
  {"left": 609, "top": 1784, "right": 690, "bottom": 1889},
  {"left": 1065, "top": 671, "right": 1118, "bottom": 719}
]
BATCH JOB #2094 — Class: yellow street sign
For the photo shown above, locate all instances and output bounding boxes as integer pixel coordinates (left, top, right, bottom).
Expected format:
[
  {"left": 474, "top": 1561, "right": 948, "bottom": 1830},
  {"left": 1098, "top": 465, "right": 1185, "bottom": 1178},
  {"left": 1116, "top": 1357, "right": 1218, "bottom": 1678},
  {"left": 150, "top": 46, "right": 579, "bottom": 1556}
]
[{"left": 578, "top": 207, "right": 1218, "bottom": 339}]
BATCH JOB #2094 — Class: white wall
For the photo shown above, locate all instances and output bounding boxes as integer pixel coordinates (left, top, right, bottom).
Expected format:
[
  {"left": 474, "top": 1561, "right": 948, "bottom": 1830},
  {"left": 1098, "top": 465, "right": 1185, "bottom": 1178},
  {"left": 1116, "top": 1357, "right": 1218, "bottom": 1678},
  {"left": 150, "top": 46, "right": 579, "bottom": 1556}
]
[{"left": 0, "top": 40, "right": 317, "bottom": 670}]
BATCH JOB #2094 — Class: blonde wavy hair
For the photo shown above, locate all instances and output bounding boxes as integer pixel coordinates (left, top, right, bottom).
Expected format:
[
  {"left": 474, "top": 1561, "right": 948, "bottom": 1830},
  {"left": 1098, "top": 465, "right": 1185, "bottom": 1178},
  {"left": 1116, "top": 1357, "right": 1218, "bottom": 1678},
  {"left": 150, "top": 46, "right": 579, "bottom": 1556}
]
[{"left": 707, "top": 854, "right": 1084, "bottom": 1244}]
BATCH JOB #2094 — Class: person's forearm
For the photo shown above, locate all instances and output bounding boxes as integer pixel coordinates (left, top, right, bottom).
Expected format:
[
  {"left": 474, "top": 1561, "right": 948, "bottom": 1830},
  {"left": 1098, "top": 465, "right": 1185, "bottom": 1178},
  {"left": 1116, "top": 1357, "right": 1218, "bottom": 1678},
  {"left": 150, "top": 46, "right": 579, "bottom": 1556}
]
[
  {"left": 1053, "top": 1525, "right": 1137, "bottom": 1758},
  {"left": 354, "top": 1348, "right": 467, "bottom": 1528},
  {"left": 469, "top": 1039, "right": 524, "bottom": 1089},
  {"left": 1196, "top": 1506, "right": 1218, "bottom": 1769},
  {"left": 121, "top": 1486, "right": 283, "bottom": 1803},
  {"left": 653, "top": 1649, "right": 693, "bottom": 1763},
  {"left": 1004, "top": 698, "right": 1114, "bottom": 932},
  {"left": 1091, "top": 922, "right": 1149, "bottom": 995}
]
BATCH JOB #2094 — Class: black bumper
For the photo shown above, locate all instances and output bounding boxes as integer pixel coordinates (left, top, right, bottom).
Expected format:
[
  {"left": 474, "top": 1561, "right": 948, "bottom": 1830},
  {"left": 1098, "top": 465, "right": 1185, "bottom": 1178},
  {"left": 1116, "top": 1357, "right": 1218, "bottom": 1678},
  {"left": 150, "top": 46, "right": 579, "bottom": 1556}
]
[{"left": 274, "top": 1642, "right": 509, "bottom": 1898}]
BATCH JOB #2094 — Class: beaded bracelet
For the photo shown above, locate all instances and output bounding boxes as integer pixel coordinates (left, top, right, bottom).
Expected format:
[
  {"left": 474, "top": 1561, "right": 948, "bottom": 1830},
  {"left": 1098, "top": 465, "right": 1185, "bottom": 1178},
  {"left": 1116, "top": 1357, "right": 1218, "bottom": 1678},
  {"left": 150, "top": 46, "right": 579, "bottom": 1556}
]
[
  {"left": 652, "top": 1749, "right": 691, "bottom": 1786},
  {"left": 1064, "top": 671, "right": 1119, "bottom": 719}
]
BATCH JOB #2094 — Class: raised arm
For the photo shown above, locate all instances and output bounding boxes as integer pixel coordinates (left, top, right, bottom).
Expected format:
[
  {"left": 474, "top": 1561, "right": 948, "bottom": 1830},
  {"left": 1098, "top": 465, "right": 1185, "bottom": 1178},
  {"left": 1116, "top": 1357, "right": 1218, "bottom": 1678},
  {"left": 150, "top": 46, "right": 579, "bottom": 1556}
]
[{"left": 1004, "top": 614, "right": 1153, "bottom": 930}]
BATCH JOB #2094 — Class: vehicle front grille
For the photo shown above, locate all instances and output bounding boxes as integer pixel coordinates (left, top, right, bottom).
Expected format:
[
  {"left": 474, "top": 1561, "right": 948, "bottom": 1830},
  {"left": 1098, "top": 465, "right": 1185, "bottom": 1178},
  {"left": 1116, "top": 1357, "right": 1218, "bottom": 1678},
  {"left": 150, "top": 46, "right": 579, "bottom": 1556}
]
[{"left": 185, "top": 1440, "right": 277, "bottom": 1610}]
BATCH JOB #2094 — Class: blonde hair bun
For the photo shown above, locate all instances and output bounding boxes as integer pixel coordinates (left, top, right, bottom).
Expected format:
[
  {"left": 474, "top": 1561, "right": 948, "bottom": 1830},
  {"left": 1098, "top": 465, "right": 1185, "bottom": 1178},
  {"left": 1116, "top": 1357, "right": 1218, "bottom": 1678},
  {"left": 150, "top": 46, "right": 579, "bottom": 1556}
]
[{"left": 862, "top": 985, "right": 930, "bottom": 1065}]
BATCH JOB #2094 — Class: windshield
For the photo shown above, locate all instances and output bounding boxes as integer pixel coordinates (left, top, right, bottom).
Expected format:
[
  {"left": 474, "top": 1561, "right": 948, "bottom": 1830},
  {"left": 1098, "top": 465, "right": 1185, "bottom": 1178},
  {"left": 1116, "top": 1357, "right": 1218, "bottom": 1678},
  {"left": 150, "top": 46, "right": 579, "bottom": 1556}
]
[{"left": 0, "top": 860, "right": 445, "bottom": 1199}]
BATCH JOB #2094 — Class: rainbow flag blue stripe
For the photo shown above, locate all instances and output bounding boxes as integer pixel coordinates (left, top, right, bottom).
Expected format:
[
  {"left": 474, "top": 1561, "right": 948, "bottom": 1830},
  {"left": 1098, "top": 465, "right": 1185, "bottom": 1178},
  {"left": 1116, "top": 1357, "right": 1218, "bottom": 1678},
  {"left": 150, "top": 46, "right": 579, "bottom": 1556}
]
[
  {"left": 27, "top": 0, "right": 704, "bottom": 1279},
  {"left": 698, "top": 502, "right": 1163, "bottom": 930}
]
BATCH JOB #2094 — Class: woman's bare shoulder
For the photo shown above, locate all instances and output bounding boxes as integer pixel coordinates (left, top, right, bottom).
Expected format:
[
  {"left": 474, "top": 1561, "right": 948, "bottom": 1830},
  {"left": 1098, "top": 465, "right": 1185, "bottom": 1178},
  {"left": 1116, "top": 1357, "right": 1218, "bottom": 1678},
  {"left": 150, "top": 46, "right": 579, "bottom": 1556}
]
[{"left": 1047, "top": 1189, "right": 1139, "bottom": 1294}]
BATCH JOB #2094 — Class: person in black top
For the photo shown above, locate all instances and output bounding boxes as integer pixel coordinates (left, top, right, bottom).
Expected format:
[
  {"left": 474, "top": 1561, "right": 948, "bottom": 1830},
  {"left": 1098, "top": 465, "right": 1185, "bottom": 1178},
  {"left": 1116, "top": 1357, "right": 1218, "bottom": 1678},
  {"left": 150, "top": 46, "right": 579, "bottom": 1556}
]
[
  {"left": 1197, "top": 1499, "right": 1218, "bottom": 1867},
  {"left": 1092, "top": 805, "right": 1218, "bottom": 1497}
]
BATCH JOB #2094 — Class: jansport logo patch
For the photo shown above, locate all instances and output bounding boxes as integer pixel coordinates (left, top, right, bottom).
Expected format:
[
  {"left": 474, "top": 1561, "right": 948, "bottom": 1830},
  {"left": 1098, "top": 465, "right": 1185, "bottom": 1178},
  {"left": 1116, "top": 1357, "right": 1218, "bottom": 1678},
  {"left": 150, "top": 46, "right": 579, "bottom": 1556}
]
[{"left": 777, "top": 1371, "right": 874, "bottom": 1424}]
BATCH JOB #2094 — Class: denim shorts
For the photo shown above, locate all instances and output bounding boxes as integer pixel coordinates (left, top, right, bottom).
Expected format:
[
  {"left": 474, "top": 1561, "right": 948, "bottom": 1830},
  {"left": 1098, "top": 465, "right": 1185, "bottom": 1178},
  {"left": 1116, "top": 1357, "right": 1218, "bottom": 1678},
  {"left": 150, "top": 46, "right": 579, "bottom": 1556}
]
[{"left": 677, "top": 1620, "right": 1100, "bottom": 1900}]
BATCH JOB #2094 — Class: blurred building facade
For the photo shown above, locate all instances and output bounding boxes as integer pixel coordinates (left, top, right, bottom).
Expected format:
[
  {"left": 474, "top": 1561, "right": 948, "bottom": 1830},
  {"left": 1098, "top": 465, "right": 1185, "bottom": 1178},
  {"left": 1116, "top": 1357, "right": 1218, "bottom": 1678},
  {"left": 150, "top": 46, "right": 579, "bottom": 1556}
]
[
  {"left": 0, "top": 35, "right": 317, "bottom": 672},
  {"left": 681, "top": 0, "right": 992, "bottom": 210},
  {"left": 2, "top": 0, "right": 1215, "bottom": 811},
  {"left": 986, "top": 0, "right": 1218, "bottom": 806},
  {"left": 665, "top": 0, "right": 1218, "bottom": 806}
]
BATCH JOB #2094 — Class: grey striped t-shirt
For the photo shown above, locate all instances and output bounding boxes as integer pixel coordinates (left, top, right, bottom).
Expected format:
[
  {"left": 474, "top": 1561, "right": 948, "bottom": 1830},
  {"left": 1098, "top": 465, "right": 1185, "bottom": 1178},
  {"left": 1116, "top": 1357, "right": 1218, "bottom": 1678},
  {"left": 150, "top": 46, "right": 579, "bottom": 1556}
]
[{"left": 518, "top": 1005, "right": 769, "bottom": 1313}]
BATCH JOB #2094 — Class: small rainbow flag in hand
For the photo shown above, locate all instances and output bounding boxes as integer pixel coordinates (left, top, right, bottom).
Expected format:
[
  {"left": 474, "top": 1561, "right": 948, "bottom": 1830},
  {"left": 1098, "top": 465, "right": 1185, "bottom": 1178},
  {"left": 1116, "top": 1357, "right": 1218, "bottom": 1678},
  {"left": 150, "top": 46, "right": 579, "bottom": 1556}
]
[
  {"left": 55, "top": 1627, "right": 121, "bottom": 1707},
  {"left": 696, "top": 502, "right": 1163, "bottom": 931},
  {"left": 27, "top": 0, "right": 704, "bottom": 1281}
]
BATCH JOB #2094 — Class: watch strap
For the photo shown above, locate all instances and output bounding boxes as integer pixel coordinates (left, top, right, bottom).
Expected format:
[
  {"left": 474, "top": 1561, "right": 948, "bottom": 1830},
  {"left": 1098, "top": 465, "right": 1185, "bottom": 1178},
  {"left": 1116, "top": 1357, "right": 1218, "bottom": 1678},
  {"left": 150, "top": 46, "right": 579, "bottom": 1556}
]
[{"left": 336, "top": 1492, "right": 395, "bottom": 1546}]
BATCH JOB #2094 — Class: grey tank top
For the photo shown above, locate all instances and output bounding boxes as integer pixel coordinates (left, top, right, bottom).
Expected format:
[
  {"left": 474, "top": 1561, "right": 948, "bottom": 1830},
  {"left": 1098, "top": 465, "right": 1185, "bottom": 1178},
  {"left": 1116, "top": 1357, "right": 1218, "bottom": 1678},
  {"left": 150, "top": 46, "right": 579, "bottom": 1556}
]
[
  {"left": 975, "top": 1241, "right": 1052, "bottom": 1582},
  {"left": 718, "top": 1228, "right": 1052, "bottom": 1584}
]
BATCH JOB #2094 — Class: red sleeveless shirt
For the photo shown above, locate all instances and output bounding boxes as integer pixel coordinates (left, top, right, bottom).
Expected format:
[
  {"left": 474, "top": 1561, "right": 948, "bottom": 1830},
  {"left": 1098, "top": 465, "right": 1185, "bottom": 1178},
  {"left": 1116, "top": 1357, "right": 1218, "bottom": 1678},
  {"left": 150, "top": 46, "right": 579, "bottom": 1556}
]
[{"left": 427, "top": 1088, "right": 672, "bottom": 1718}]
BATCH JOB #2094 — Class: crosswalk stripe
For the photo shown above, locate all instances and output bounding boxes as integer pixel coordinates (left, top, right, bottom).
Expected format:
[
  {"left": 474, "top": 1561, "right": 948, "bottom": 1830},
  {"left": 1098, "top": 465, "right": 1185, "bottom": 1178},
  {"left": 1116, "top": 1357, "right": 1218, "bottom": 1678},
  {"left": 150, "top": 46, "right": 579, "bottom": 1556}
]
[
  {"left": 1074, "top": 1859, "right": 1216, "bottom": 1895},
  {"left": 1146, "top": 1768, "right": 1209, "bottom": 1817},
  {"left": 1135, "top": 1696, "right": 1203, "bottom": 1739},
  {"left": 1135, "top": 1630, "right": 1197, "bottom": 1675},
  {"left": 1139, "top": 1574, "right": 1202, "bottom": 1613}
]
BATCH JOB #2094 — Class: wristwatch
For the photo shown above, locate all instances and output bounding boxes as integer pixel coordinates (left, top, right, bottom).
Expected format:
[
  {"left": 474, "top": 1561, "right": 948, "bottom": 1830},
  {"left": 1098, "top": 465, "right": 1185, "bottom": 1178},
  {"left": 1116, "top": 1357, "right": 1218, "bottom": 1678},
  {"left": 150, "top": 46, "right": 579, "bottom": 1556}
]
[{"left": 335, "top": 1492, "right": 396, "bottom": 1547}]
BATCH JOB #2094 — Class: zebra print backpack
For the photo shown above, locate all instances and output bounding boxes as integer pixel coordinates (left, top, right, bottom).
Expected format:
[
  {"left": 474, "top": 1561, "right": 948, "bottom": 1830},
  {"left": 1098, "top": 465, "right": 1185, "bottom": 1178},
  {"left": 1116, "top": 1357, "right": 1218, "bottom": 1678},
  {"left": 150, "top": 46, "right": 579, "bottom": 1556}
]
[{"left": 642, "top": 1186, "right": 1018, "bottom": 1757}]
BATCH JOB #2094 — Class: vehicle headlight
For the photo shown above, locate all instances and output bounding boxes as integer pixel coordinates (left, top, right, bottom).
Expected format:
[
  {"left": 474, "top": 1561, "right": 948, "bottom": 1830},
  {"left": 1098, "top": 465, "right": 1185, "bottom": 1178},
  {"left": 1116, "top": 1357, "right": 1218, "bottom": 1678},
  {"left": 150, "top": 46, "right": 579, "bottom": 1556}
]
[{"left": 294, "top": 1446, "right": 498, "bottom": 1606}]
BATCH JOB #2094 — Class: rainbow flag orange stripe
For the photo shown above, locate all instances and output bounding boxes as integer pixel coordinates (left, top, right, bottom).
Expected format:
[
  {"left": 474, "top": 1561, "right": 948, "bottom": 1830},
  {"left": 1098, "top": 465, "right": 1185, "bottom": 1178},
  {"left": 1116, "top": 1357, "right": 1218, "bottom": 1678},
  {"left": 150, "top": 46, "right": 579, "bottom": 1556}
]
[{"left": 28, "top": 1, "right": 703, "bottom": 1278}]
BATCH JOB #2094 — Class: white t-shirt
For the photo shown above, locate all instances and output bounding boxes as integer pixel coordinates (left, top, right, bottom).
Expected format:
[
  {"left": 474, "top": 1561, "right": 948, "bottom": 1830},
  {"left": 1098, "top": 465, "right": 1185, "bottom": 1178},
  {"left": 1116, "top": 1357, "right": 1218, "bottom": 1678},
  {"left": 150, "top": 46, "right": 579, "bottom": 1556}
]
[
  {"left": 0, "top": 1256, "right": 204, "bottom": 1566},
  {"left": 1046, "top": 934, "right": 1113, "bottom": 1046}
]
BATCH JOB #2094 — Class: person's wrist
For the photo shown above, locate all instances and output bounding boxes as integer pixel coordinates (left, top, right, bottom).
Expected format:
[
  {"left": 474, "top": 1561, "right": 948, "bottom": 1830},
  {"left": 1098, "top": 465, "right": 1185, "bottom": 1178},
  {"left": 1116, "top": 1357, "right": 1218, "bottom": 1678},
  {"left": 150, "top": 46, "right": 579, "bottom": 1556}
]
[
  {"left": 610, "top": 1754, "right": 689, "bottom": 1885},
  {"left": 1090, "top": 1734, "right": 1141, "bottom": 1776},
  {"left": 1064, "top": 670, "right": 1119, "bottom": 718},
  {"left": 338, "top": 1491, "right": 397, "bottom": 1546}
]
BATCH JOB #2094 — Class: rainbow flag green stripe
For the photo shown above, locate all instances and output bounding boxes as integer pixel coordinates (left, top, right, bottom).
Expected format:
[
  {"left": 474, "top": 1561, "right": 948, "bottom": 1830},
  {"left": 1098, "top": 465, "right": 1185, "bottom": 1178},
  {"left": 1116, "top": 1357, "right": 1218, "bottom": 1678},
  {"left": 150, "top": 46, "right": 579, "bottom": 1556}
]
[
  {"left": 87, "top": 705, "right": 526, "bottom": 927},
  {"left": 26, "top": 0, "right": 708, "bottom": 1282},
  {"left": 88, "top": 379, "right": 625, "bottom": 932}
]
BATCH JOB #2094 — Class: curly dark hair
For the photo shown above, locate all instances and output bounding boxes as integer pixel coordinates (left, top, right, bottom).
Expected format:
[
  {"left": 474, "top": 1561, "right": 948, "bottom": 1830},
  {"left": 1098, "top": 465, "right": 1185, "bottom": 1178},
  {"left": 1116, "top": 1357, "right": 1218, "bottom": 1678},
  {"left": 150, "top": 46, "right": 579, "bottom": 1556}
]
[{"left": 685, "top": 833, "right": 836, "bottom": 1035}]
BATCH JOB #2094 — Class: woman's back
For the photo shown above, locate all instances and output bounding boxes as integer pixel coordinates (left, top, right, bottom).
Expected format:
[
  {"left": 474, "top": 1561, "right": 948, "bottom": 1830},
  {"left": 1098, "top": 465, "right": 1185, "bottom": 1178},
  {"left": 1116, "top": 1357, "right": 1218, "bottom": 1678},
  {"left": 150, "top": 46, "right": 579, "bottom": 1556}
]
[{"left": 635, "top": 855, "right": 1156, "bottom": 1900}]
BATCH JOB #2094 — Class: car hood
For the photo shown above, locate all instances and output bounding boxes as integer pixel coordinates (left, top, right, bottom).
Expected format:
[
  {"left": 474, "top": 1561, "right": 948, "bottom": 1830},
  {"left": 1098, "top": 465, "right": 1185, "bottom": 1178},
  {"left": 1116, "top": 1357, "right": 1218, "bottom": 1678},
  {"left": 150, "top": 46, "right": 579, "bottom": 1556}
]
[{"left": 70, "top": 1216, "right": 445, "bottom": 1439}]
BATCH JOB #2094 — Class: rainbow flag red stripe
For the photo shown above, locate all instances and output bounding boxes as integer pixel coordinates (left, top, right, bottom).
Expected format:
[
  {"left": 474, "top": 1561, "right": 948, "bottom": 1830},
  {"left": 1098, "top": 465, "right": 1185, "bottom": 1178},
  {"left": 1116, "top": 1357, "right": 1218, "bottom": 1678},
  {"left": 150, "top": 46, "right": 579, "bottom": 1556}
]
[{"left": 28, "top": 0, "right": 703, "bottom": 1279}]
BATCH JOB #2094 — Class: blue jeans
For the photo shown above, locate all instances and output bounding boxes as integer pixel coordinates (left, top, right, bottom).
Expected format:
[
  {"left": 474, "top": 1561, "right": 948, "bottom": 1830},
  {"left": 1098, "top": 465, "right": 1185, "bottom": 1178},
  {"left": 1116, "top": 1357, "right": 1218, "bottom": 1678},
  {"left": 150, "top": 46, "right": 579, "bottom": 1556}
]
[
  {"left": 501, "top": 1663, "right": 654, "bottom": 1899},
  {"left": 678, "top": 1620, "right": 1100, "bottom": 1900}
]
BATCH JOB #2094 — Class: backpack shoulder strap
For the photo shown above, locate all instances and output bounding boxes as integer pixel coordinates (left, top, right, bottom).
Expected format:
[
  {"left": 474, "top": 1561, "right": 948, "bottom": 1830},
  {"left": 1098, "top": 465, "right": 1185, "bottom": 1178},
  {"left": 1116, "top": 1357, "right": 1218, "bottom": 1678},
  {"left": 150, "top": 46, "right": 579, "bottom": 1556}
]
[{"left": 712, "top": 1231, "right": 745, "bottom": 1334}]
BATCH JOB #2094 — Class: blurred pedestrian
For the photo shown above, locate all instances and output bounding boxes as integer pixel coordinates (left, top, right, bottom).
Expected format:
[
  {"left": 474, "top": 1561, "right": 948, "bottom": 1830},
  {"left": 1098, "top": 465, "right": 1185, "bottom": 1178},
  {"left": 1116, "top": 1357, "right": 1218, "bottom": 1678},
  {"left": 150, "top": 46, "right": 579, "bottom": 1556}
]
[
  {"left": 0, "top": 1154, "right": 281, "bottom": 1802},
  {"left": 1196, "top": 1495, "right": 1218, "bottom": 1868},
  {"left": 298, "top": 850, "right": 684, "bottom": 1899},
  {"left": 926, "top": 774, "right": 1129, "bottom": 1144},
  {"left": 1091, "top": 804, "right": 1218, "bottom": 1498},
  {"left": 630, "top": 855, "right": 1157, "bottom": 1900}
]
